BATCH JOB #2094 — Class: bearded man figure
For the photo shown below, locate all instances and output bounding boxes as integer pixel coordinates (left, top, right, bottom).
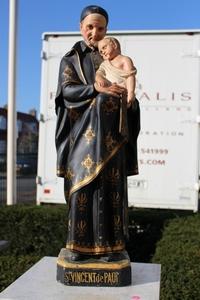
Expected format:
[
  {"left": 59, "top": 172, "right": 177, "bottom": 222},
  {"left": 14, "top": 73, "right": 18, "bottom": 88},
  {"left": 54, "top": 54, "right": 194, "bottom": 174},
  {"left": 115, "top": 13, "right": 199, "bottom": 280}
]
[{"left": 55, "top": 5, "right": 140, "bottom": 263}]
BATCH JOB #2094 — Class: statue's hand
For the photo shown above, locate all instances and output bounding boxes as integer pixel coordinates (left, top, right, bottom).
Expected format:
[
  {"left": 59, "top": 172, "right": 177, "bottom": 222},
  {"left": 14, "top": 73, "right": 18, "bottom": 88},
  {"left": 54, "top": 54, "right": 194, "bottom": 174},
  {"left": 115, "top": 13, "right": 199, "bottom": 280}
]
[{"left": 94, "top": 82, "right": 127, "bottom": 98}]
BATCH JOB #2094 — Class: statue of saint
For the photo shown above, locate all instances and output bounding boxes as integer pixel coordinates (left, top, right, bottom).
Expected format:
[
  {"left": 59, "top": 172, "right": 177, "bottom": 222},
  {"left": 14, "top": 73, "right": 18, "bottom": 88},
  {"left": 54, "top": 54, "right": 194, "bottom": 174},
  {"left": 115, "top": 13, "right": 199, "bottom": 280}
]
[{"left": 55, "top": 5, "right": 140, "bottom": 263}]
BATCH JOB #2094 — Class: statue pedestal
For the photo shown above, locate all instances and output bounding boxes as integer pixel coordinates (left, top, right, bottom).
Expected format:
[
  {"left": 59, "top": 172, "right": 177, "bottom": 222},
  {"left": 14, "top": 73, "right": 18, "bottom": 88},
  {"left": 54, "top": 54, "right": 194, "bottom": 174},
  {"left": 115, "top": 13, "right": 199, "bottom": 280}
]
[
  {"left": 0, "top": 257, "right": 161, "bottom": 300},
  {"left": 57, "top": 248, "right": 131, "bottom": 287}
]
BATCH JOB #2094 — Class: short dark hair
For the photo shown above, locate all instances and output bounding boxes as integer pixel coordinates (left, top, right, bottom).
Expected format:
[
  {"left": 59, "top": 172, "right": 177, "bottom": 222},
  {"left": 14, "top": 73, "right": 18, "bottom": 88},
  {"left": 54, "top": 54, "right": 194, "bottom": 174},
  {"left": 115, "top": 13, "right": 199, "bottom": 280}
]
[{"left": 80, "top": 5, "right": 109, "bottom": 25}]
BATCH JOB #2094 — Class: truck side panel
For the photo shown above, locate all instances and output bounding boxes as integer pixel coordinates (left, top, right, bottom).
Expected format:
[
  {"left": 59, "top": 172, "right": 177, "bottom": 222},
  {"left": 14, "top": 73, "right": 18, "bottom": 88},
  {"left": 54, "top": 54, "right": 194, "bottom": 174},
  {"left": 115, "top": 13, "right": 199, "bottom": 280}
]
[{"left": 37, "top": 32, "right": 200, "bottom": 210}]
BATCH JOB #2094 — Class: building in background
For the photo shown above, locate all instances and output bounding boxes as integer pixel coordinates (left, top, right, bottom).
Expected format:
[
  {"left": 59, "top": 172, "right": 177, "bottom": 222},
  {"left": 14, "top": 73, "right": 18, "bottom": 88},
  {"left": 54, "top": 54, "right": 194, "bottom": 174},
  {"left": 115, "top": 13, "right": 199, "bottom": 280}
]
[{"left": 0, "top": 106, "right": 39, "bottom": 174}]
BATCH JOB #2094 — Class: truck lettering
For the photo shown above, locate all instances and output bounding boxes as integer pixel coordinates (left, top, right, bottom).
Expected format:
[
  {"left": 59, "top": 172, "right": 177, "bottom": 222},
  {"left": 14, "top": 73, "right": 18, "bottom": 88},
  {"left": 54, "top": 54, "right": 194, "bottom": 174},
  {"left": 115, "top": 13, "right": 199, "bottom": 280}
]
[
  {"left": 156, "top": 92, "right": 166, "bottom": 101},
  {"left": 140, "top": 148, "right": 168, "bottom": 155},
  {"left": 138, "top": 91, "right": 192, "bottom": 101},
  {"left": 139, "top": 159, "right": 165, "bottom": 166},
  {"left": 140, "top": 131, "right": 184, "bottom": 136},
  {"left": 181, "top": 92, "right": 191, "bottom": 101}
]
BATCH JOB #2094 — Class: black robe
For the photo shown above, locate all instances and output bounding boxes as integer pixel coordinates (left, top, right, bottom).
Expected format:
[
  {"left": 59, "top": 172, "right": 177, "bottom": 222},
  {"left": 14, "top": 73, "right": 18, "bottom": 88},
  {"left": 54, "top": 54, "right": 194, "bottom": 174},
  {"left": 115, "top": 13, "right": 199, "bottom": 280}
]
[{"left": 55, "top": 41, "right": 140, "bottom": 255}]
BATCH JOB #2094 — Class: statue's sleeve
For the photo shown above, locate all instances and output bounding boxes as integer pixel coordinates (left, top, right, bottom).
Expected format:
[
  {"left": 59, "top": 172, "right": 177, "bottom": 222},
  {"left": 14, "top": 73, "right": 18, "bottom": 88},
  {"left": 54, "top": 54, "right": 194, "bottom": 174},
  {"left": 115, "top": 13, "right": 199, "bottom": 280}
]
[{"left": 58, "top": 57, "right": 98, "bottom": 103}]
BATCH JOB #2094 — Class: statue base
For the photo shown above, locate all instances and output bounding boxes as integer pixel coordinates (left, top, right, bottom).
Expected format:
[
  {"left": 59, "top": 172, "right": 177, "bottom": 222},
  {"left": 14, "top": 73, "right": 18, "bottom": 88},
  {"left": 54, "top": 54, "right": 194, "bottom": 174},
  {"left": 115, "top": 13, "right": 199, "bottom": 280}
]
[{"left": 57, "top": 248, "right": 131, "bottom": 287}]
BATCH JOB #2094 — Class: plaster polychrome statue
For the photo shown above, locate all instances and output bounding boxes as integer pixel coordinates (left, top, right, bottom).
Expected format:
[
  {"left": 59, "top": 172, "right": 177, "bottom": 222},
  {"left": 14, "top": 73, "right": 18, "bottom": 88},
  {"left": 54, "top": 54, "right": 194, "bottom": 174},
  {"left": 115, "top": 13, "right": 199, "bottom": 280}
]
[{"left": 55, "top": 5, "right": 140, "bottom": 286}]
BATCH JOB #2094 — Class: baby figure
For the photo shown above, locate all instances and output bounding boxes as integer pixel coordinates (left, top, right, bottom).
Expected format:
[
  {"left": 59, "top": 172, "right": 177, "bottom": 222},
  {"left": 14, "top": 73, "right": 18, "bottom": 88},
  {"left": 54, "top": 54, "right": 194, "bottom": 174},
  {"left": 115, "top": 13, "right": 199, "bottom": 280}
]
[{"left": 96, "top": 37, "right": 137, "bottom": 107}]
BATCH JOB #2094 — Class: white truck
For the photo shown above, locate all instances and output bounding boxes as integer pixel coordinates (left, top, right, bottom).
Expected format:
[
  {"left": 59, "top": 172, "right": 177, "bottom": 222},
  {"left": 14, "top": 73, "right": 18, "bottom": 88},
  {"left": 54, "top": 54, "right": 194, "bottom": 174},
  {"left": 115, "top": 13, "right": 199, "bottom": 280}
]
[{"left": 37, "top": 30, "right": 200, "bottom": 211}]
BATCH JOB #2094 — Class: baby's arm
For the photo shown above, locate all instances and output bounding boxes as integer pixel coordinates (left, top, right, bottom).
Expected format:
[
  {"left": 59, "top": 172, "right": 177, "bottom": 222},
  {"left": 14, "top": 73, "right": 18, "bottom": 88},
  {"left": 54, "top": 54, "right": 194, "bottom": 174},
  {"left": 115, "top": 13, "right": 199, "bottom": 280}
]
[
  {"left": 95, "top": 71, "right": 111, "bottom": 87},
  {"left": 123, "top": 57, "right": 136, "bottom": 106},
  {"left": 127, "top": 75, "right": 135, "bottom": 106}
]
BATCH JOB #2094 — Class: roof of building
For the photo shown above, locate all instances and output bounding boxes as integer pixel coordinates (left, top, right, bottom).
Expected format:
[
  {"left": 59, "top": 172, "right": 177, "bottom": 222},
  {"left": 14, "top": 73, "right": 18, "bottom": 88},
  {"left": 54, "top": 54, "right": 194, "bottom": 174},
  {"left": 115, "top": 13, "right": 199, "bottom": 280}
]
[{"left": 0, "top": 107, "right": 38, "bottom": 123}]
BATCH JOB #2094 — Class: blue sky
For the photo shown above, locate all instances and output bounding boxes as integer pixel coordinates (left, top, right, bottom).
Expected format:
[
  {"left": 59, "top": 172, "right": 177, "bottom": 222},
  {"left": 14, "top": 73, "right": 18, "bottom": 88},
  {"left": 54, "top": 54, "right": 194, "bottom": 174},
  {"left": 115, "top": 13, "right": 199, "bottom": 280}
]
[{"left": 0, "top": 0, "right": 200, "bottom": 114}]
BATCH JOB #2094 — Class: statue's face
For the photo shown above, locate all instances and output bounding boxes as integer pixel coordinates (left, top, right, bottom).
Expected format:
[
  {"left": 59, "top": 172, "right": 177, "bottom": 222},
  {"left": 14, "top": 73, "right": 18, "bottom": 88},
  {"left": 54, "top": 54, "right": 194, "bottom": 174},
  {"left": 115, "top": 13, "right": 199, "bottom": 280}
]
[
  {"left": 98, "top": 39, "right": 117, "bottom": 60},
  {"left": 80, "top": 13, "right": 107, "bottom": 48}
]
